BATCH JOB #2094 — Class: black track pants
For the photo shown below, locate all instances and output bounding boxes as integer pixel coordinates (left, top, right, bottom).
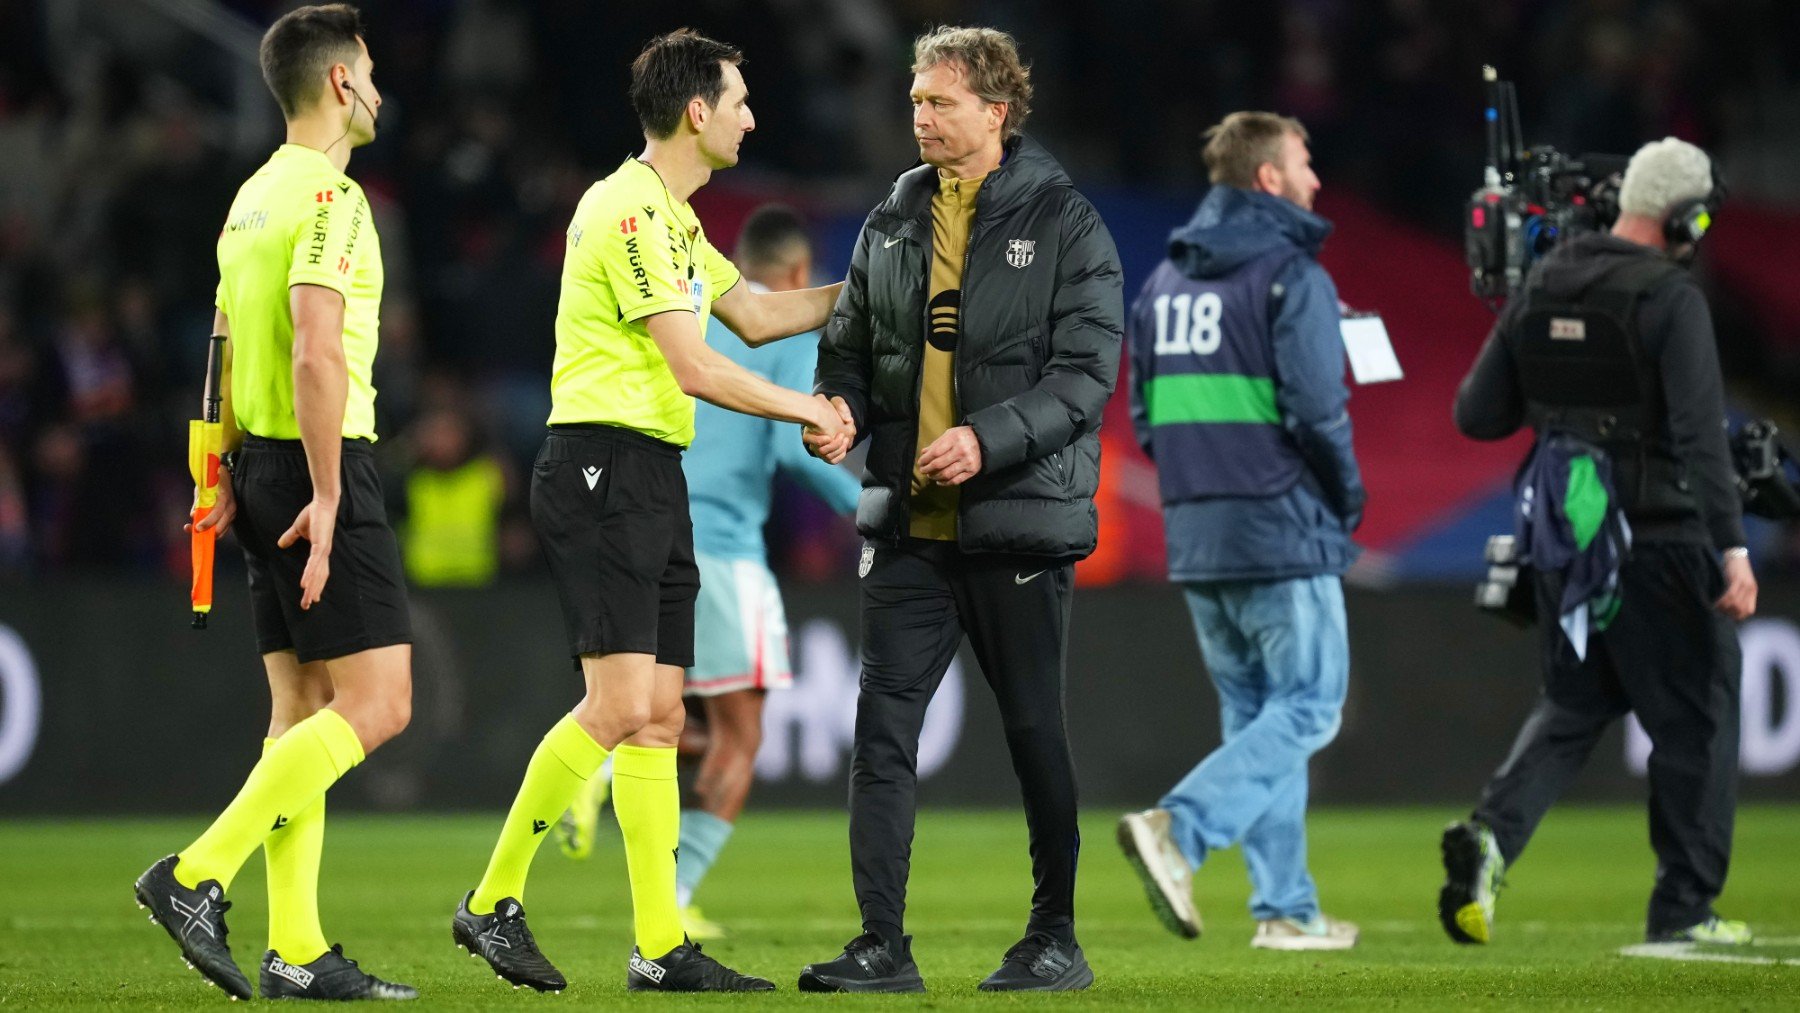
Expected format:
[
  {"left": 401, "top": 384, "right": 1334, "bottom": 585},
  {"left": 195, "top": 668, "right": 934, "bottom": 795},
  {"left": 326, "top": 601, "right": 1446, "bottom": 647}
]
[
  {"left": 1474, "top": 542, "right": 1741, "bottom": 935},
  {"left": 848, "top": 537, "right": 1081, "bottom": 945}
]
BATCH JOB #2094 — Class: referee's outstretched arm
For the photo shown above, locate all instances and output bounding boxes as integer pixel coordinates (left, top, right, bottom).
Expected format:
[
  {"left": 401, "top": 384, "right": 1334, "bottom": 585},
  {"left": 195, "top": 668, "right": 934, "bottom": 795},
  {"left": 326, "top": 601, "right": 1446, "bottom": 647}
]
[
  {"left": 645, "top": 308, "right": 854, "bottom": 463},
  {"left": 713, "top": 276, "right": 844, "bottom": 348}
]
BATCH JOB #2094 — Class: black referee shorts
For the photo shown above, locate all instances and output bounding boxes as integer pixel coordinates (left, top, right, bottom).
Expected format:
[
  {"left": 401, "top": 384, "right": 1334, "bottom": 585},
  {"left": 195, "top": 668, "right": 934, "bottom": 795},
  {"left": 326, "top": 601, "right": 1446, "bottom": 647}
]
[
  {"left": 231, "top": 435, "right": 412, "bottom": 664},
  {"left": 531, "top": 423, "right": 698, "bottom": 668}
]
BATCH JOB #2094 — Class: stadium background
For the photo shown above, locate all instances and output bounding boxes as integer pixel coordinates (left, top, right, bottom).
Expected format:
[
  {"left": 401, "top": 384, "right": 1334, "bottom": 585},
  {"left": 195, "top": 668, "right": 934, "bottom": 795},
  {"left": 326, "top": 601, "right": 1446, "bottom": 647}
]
[
  {"left": 1, "top": 1, "right": 1797, "bottom": 819},
  {"left": 3, "top": 2, "right": 1799, "bottom": 1007}
]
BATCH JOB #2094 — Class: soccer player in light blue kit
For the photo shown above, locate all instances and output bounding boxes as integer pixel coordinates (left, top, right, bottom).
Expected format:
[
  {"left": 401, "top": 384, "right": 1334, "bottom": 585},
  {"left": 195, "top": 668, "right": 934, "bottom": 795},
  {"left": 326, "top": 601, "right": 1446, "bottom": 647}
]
[{"left": 558, "top": 205, "right": 860, "bottom": 939}]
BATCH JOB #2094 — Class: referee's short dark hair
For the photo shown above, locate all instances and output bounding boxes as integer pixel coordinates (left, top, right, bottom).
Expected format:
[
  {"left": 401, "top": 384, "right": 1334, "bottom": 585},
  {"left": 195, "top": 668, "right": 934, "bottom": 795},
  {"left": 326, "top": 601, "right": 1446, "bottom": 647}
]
[
  {"left": 260, "top": 4, "right": 365, "bottom": 119},
  {"left": 630, "top": 29, "right": 744, "bottom": 140},
  {"left": 735, "top": 205, "right": 810, "bottom": 270}
]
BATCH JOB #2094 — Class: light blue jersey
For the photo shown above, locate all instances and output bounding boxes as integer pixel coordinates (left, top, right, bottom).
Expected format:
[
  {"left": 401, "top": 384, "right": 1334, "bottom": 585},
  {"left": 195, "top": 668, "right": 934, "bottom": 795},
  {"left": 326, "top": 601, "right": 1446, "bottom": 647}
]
[{"left": 685, "top": 312, "right": 862, "bottom": 562}]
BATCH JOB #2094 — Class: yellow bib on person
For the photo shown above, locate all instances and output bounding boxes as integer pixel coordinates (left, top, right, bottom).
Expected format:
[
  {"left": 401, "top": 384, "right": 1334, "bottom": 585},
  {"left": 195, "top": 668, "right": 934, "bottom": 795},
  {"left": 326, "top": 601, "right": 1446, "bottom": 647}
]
[{"left": 403, "top": 457, "right": 505, "bottom": 588}]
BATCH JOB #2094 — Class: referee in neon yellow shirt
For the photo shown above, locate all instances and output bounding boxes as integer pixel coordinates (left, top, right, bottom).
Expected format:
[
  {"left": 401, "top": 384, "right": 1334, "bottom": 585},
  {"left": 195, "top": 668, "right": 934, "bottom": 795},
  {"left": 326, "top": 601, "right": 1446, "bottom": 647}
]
[
  {"left": 132, "top": 4, "right": 415, "bottom": 1002},
  {"left": 451, "top": 29, "right": 852, "bottom": 994}
]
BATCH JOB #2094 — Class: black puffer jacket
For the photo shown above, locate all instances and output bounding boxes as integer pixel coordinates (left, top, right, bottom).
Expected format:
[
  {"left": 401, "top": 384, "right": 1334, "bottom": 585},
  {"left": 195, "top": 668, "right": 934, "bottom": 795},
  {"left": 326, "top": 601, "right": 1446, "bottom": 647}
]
[{"left": 815, "top": 134, "right": 1123, "bottom": 559}]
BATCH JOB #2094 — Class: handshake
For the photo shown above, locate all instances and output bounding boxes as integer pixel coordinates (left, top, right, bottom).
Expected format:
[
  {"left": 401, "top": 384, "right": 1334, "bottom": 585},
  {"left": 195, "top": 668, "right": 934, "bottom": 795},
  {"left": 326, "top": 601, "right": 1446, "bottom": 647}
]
[{"left": 803, "top": 394, "right": 856, "bottom": 464}]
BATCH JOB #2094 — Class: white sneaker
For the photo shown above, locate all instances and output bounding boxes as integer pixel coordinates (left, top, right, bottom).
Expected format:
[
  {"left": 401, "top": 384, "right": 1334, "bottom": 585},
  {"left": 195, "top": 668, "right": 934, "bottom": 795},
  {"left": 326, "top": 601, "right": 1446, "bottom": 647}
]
[
  {"left": 1252, "top": 914, "right": 1359, "bottom": 951},
  {"left": 1117, "top": 808, "right": 1201, "bottom": 939},
  {"left": 1650, "top": 917, "right": 1753, "bottom": 945}
]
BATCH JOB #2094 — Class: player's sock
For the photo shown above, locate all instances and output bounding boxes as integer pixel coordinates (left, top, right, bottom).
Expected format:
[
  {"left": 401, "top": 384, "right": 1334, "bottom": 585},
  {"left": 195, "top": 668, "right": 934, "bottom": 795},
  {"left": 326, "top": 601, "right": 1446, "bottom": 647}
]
[
  {"left": 471, "top": 713, "right": 608, "bottom": 914},
  {"left": 675, "top": 809, "right": 734, "bottom": 906},
  {"left": 613, "top": 744, "right": 684, "bottom": 958},
  {"left": 175, "top": 709, "right": 363, "bottom": 891},
  {"left": 261, "top": 737, "right": 329, "bottom": 965}
]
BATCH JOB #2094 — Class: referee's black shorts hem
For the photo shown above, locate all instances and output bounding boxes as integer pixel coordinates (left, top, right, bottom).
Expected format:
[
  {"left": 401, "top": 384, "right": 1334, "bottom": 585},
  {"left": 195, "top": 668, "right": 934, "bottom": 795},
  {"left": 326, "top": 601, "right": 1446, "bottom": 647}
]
[
  {"left": 259, "top": 631, "right": 414, "bottom": 666},
  {"left": 568, "top": 637, "right": 691, "bottom": 669}
]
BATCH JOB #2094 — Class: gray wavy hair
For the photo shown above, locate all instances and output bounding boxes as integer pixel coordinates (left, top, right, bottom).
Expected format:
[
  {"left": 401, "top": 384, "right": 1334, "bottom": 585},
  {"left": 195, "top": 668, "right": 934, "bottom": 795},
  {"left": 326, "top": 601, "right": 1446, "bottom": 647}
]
[
  {"left": 912, "top": 26, "right": 1033, "bottom": 140},
  {"left": 1618, "top": 137, "right": 1712, "bottom": 219}
]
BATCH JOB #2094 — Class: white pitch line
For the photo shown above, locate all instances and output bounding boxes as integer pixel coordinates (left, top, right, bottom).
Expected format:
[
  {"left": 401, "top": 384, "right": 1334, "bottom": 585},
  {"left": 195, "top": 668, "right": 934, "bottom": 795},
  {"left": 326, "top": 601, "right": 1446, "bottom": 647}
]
[{"left": 1618, "top": 942, "right": 1800, "bottom": 967}]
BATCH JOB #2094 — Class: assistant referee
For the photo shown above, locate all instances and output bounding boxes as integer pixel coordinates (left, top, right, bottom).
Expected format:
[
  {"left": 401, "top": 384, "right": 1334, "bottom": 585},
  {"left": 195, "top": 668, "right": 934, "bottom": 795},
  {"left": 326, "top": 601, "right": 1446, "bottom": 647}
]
[
  {"left": 452, "top": 29, "right": 850, "bottom": 995},
  {"left": 133, "top": 4, "right": 415, "bottom": 1002}
]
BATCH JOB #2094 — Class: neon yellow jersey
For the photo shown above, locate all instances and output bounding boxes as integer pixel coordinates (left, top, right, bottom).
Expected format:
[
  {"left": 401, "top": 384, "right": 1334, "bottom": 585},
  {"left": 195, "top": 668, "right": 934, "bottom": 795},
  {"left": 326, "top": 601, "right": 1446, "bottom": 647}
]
[
  {"left": 215, "top": 144, "right": 384, "bottom": 441},
  {"left": 548, "top": 157, "right": 741, "bottom": 446}
]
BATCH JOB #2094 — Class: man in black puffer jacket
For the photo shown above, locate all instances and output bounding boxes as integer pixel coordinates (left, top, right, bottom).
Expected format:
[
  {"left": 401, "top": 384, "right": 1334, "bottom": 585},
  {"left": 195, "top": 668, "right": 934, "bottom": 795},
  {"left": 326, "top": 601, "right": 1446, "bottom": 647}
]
[{"left": 800, "top": 25, "right": 1121, "bottom": 997}]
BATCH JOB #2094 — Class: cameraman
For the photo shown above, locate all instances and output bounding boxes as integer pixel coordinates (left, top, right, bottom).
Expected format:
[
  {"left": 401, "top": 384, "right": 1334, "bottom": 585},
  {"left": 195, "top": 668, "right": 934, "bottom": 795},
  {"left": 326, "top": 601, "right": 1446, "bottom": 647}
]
[{"left": 1440, "top": 138, "right": 1756, "bottom": 947}]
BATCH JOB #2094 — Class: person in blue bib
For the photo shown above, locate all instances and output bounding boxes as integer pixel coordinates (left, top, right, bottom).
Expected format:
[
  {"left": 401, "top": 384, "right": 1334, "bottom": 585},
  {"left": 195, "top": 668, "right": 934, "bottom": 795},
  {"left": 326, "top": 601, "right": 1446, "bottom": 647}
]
[{"left": 1118, "top": 111, "right": 1364, "bottom": 952}]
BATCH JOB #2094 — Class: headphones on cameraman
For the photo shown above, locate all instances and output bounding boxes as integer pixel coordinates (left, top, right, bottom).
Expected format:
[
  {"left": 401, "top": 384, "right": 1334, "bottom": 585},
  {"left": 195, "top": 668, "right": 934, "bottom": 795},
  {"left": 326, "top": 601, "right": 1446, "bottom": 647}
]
[{"left": 1663, "top": 163, "right": 1725, "bottom": 247}]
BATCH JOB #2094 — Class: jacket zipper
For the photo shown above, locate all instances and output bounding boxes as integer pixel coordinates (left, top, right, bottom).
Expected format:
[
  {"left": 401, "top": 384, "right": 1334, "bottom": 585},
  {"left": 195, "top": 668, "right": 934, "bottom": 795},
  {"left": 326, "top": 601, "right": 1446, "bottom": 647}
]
[
  {"left": 904, "top": 220, "right": 931, "bottom": 539},
  {"left": 952, "top": 207, "right": 987, "bottom": 548}
]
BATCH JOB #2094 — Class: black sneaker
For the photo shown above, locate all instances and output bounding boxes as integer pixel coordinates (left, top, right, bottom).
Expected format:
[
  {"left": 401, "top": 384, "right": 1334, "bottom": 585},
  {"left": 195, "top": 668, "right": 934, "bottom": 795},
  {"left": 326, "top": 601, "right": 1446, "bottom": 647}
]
[
  {"left": 260, "top": 944, "right": 418, "bottom": 1000},
  {"left": 977, "top": 933, "right": 1093, "bottom": 992},
  {"left": 133, "top": 854, "right": 254, "bottom": 1000},
  {"left": 797, "top": 933, "right": 925, "bottom": 993},
  {"left": 451, "top": 891, "right": 566, "bottom": 992},
  {"left": 626, "top": 940, "right": 774, "bottom": 992},
  {"left": 1438, "top": 820, "right": 1504, "bottom": 945}
]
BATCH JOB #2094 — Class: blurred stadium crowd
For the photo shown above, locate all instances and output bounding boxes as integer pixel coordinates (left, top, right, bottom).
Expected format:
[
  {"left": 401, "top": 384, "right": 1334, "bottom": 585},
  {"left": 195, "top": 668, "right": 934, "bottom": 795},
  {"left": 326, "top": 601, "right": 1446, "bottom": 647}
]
[{"left": 1, "top": 0, "right": 1796, "bottom": 582}]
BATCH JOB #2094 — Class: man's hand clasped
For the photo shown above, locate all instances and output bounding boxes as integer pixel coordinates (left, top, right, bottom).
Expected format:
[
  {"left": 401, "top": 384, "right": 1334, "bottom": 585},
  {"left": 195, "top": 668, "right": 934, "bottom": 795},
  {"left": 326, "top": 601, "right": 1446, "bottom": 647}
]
[
  {"left": 917, "top": 425, "right": 982, "bottom": 486},
  {"left": 804, "top": 394, "right": 856, "bottom": 464}
]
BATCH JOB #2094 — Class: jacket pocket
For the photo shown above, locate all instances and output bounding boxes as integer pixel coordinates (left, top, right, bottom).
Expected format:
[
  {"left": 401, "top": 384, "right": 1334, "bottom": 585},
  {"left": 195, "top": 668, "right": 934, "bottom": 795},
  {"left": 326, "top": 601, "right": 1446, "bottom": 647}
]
[
  {"left": 1053, "top": 447, "right": 1074, "bottom": 495},
  {"left": 1074, "top": 440, "right": 1100, "bottom": 497},
  {"left": 967, "top": 322, "right": 1046, "bottom": 370}
]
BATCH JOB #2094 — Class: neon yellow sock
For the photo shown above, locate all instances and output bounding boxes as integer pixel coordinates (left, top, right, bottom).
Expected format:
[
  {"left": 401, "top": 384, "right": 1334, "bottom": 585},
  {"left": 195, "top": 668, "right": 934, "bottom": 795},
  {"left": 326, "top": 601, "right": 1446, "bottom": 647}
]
[
  {"left": 612, "top": 744, "right": 683, "bottom": 958},
  {"left": 176, "top": 709, "right": 363, "bottom": 892},
  {"left": 471, "top": 714, "right": 607, "bottom": 914},
  {"left": 262, "top": 737, "right": 329, "bottom": 965}
]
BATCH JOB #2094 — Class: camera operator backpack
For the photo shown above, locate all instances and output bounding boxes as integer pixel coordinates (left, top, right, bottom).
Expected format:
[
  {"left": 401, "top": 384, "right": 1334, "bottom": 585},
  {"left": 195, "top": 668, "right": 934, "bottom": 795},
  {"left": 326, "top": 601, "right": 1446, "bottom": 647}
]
[{"left": 1504, "top": 255, "right": 1699, "bottom": 519}]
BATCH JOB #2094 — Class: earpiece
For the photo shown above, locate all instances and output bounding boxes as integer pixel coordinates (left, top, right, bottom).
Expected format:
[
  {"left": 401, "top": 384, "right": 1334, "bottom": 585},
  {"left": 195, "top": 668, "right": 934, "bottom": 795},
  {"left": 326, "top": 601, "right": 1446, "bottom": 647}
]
[
  {"left": 1663, "top": 163, "right": 1726, "bottom": 247},
  {"left": 325, "top": 78, "right": 373, "bottom": 153},
  {"left": 1662, "top": 196, "right": 1712, "bottom": 246}
]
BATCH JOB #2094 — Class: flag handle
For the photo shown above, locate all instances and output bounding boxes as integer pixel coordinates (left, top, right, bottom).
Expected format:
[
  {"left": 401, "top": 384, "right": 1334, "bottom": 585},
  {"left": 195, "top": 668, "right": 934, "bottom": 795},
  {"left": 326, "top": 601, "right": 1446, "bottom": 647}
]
[{"left": 191, "top": 334, "right": 226, "bottom": 629}]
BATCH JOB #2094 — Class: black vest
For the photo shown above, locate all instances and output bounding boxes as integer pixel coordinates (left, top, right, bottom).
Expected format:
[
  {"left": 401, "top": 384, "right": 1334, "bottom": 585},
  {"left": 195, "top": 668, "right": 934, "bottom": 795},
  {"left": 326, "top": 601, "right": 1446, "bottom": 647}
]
[{"left": 1504, "top": 256, "right": 1699, "bottom": 520}]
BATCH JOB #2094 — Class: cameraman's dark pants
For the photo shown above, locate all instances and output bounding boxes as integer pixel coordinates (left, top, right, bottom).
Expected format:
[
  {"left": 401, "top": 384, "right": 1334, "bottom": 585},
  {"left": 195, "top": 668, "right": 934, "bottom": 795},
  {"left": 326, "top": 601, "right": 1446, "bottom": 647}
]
[
  {"left": 849, "top": 538, "right": 1080, "bottom": 947},
  {"left": 1473, "top": 542, "right": 1741, "bottom": 935}
]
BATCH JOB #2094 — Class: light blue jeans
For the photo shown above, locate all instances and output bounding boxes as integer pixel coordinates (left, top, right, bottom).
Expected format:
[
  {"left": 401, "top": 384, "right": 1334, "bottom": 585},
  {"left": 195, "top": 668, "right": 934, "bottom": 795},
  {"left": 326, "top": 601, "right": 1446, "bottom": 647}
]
[{"left": 1159, "top": 575, "right": 1349, "bottom": 922}]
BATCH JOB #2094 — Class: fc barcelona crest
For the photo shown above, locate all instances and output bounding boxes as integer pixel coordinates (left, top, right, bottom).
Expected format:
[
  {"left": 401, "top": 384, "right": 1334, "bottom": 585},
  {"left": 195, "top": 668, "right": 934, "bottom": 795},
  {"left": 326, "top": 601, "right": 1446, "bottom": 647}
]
[{"left": 1004, "top": 239, "right": 1036, "bottom": 269}]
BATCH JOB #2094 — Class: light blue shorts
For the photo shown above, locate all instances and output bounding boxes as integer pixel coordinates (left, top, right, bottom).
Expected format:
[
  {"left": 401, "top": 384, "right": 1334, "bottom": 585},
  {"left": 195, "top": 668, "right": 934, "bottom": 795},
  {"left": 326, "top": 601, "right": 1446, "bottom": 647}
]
[{"left": 687, "top": 552, "right": 793, "bottom": 697}]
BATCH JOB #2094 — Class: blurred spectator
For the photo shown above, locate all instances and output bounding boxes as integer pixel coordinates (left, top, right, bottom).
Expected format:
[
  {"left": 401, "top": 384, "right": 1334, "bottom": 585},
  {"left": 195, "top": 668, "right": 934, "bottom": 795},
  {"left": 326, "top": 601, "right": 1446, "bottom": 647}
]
[
  {"left": 396, "top": 403, "right": 508, "bottom": 589},
  {"left": 0, "top": 0, "right": 1793, "bottom": 578}
]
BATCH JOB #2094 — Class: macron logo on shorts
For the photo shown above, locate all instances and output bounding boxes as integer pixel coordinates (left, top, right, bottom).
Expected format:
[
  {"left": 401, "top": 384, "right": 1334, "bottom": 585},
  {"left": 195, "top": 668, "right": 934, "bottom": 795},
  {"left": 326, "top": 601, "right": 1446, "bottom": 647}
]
[{"left": 583, "top": 466, "right": 602, "bottom": 491}]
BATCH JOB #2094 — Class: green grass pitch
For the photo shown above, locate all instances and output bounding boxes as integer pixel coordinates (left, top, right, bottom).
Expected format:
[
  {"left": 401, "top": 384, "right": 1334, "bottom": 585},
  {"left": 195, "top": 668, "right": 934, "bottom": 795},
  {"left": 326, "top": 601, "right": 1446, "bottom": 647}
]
[{"left": 3, "top": 806, "right": 1795, "bottom": 1008}]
